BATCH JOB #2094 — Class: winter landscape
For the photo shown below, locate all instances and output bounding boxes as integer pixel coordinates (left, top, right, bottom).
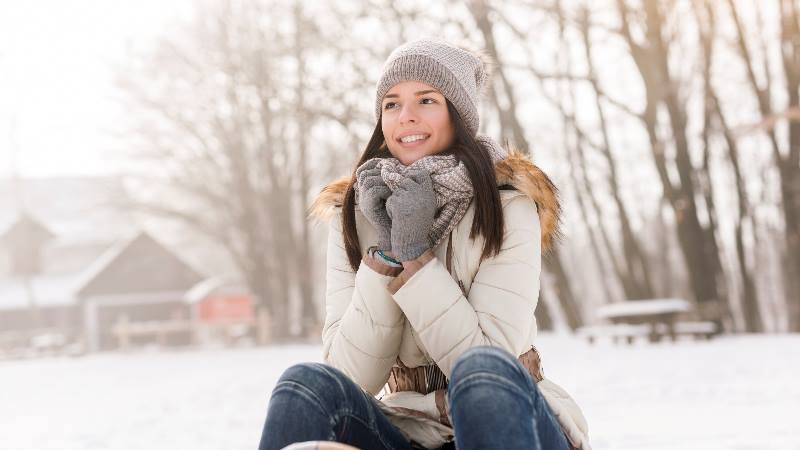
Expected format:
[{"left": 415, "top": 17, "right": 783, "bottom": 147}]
[
  {"left": 3, "top": 1, "right": 800, "bottom": 449},
  {"left": 2, "top": 334, "right": 798, "bottom": 450}
]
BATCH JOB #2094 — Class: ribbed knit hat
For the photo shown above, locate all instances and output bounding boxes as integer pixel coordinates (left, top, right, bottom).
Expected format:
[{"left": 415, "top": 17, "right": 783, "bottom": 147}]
[{"left": 375, "top": 38, "right": 491, "bottom": 136}]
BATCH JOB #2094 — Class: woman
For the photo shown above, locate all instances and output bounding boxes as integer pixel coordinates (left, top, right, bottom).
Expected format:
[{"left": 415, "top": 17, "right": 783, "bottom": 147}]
[{"left": 259, "top": 38, "right": 590, "bottom": 450}]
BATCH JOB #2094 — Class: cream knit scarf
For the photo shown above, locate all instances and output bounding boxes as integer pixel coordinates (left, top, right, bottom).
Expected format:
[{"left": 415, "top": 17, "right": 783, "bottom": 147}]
[{"left": 356, "top": 135, "right": 506, "bottom": 249}]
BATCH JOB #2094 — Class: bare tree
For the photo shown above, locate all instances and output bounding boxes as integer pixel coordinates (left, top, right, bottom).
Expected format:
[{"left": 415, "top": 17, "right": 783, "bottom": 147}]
[
  {"left": 607, "top": 0, "right": 729, "bottom": 325},
  {"left": 575, "top": 5, "right": 655, "bottom": 300},
  {"left": 693, "top": 0, "right": 762, "bottom": 331},
  {"left": 114, "top": 0, "right": 800, "bottom": 336},
  {"left": 725, "top": 0, "right": 800, "bottom": 330},
  {"left": 468, "top": 0, "right": 584, "bottom": 329},
  {"left": 117, "top": 0, "right": 330, "bottom": 340}
]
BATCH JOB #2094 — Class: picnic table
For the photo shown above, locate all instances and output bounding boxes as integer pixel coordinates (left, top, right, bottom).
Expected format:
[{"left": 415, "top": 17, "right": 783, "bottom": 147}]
[{"left": 579, "top": 298, "right": 717, "bottom": 344}]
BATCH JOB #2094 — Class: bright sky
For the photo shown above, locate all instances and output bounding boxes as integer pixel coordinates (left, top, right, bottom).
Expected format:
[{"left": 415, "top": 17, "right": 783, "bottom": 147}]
[{"left": 0, "top": 0, "right": 193, "bottom": 178}]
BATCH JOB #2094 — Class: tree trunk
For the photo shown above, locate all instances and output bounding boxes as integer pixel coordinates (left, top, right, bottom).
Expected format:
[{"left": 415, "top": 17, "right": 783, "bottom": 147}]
[
  {"left": 543, "top": 253, "right": 583, "bottom": 330},
  {"left": 563, "top": 112, "right": 617, "bottom": 304},
  {"left": 726, "top": 0, "right": 800, "bottom": 329},
  {"left": 577, "top": 6, "right": 654, "bottom": 300},
  {"left": 778, "top": 0, "right": 800, "bottom": 330},
  {"left": 469, "top": 0, "right": 530, "bottom": 151},
  {"left": 615, "top": 0, "right": 727, "bottom": 323},
  {"left": 693, "top": 0, "right": 762, "bottom": 332},
  {"left": 534, "top": 291, "right": 554, "bottom": 331},
  {"left": 469, "top": 0, "right": 582, "bottom": 329},
  {"left": 293, "top": 3, "right": 318, "bottom": 337}
]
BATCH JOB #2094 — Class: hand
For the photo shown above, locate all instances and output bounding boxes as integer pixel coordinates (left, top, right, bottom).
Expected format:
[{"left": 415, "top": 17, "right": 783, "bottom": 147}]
[
  {"left": 386, "top": 169, "right": 437, "bottom": 261},
  {"left": 356, "top": 159, "right": 392, "bottom": 251}
]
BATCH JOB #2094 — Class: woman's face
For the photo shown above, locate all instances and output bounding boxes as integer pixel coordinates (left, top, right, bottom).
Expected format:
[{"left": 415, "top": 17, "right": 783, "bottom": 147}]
[{"left": 381, "top": 81, "right": 455, "bottom": 165}]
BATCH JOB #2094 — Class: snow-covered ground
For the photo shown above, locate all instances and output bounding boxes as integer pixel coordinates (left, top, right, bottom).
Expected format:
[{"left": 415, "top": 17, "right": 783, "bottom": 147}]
[{"left": 1, "top": 334, "right": 798, "bottom": 450}]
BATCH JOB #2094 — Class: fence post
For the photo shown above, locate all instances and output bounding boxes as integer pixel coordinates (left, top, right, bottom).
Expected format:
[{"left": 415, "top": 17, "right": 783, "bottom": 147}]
[{"left": 257, "top": 308, "right": 271, "bottom": 345}]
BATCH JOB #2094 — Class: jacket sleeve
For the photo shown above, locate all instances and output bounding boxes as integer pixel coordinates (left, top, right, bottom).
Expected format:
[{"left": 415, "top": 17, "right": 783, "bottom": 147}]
[
  {"left": 321, "top": 211, "right": 405, "bottom": 395},
  {"left": 391, "top": 195, "right": 541, "bottom": 377}
]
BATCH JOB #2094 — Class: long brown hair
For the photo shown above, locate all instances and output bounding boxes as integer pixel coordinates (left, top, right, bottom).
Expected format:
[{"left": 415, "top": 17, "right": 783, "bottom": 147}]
[{"left": 341, "top": 101, "right": 504, "bottom": 271}]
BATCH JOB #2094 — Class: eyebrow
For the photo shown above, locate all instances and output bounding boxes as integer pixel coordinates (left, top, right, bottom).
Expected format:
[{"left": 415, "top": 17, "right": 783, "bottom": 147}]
[{"left": 383, "top": 89, "right": 439, "bottom": 99}]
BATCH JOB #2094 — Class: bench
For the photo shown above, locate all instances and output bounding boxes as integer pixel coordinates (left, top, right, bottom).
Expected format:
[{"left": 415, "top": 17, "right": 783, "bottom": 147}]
[
  {"left": 576, "top": 324, "right": 651, "bottom": 345},
  {"left": 593, "top": 298, "right": 699, "bottom": 343},
  {"left": 578, "top": 320, "right": 719, "bottom": 345},
  {"left": 654, "top": 321, "right": 718, "bottom": 340}
]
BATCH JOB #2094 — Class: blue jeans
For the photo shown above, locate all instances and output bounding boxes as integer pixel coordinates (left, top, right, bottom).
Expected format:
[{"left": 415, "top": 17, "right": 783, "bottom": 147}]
[
  {"left": 259, "top": 346, "right": 570, "bottom": 450},
  {"left": 258, "top": 362, "right": 413, "bottom": 450},
  {"left": 447, "top": 346, "right": 571, "bottom": 450}
]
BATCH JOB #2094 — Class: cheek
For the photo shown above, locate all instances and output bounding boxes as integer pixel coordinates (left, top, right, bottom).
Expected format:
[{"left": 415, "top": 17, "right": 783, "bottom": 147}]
[
  {"left": 381, "top": 120, "right": 393, "bottom": 144},
  {"left": 424, "top": 109, "right": 450, "bottom": 134},
  {"left": 381, "top": 118, "right": 391, "bottom": 138},
  {"left": 381, "top": 121, "right": 401, "bottom": 157},
  {"left": 429, "top": 115, "right": 454, "bottom": 147}
]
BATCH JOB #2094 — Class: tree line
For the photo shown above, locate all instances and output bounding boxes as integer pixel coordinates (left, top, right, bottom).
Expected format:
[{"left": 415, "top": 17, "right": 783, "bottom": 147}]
[{"left": 117, "top": 0, "right": 800, "bottom": 338}]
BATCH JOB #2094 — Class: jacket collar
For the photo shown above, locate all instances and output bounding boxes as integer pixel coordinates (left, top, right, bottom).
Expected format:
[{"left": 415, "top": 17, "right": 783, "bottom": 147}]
[{"left": 310, "top": 149, "right": 562, "bottom": 252}]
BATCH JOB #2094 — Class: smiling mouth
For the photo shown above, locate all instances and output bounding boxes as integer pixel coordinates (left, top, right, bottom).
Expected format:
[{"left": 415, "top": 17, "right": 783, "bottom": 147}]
[{"left": 397, "top": 134, "right": 430, "bottom": 145}]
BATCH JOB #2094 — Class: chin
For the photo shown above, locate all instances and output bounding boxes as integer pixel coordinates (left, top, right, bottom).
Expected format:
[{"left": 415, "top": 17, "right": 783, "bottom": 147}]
[
  {"left": 398, "top": 156, "right": 421, "bottom": 165},
  {"left": 390, "top": 149, "right": 431, "bottom": 166}
]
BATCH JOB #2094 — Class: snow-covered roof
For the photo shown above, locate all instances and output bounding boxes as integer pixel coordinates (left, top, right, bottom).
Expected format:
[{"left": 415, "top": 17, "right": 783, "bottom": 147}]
[
  {"left": 0, "top": 212, "right": 56, "bottom": 245},
  {"left": 183, "top": 275, "right": 249, "bottom": 304},
  {"left": 596, "top": 298, "right": 691, "bottom": 319},
  {"left": 0, "top": 176, "right": 138, "bottom": 245},
  {"left": 0, "top": 273, "right": 83, "bottom": 310}
]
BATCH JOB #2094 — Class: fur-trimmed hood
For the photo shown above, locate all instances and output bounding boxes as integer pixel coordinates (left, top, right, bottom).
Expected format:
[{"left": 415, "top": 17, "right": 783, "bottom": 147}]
[{"left": 310, "top": 149, "right": 562, "bottom": 252}]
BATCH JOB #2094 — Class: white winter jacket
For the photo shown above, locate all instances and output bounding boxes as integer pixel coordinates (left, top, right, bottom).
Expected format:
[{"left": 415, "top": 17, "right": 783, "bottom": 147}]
[{"left": 311, "top": 151, "right": 590, "bottom": 450}]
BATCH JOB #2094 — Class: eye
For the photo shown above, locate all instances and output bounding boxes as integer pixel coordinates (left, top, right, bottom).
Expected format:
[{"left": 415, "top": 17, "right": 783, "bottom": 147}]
[
  {"left": 383, "top": 101, "right": 397, "bottom": 110},
  {"left": 420, "top": 97, "right": 437, "bottom": 104}
]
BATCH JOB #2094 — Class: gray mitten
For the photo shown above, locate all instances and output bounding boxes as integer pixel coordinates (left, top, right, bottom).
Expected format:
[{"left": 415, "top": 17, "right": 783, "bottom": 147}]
[
  {"left": 356, "top": 159, "right": 392, "bottom": 251},
  {"left": 386, "top": 169, "right": 437, "bottom": 261}
]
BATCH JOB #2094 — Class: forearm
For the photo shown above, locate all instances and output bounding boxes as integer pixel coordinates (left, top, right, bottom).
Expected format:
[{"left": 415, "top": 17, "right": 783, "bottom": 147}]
[
  {"left": 387, "top": 249, "right": 435, "bottom": 294},
  {"left": 390, "top": 253, "right": 536, "bottom": 377},
  {"left": 323, "top": 254, "right": 405, "bottom": 394}
]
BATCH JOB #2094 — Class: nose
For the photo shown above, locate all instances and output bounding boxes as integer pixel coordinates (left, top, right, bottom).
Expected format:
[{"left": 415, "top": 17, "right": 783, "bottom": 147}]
[{"left": 397, "top": 103, "right": 419, "bottom": 125}]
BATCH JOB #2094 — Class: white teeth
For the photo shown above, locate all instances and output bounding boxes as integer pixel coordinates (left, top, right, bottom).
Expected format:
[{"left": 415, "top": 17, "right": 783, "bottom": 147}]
[{"left": 400, "top": 134, "right": 429, "bottom": 143}]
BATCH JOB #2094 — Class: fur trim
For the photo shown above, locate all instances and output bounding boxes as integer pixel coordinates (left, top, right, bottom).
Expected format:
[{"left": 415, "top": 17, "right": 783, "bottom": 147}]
[
  {"left": 308, "top": 150, "right": 562, "bottom": 252},
  {"left": 494, "top": 148, "right": 562, "bottom": 253},
  {"left": 309, "top": 175, "right": 350, "bottom": 221}
]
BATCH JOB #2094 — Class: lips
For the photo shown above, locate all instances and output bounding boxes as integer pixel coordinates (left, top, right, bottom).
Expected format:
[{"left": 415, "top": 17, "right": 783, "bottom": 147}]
[{"left": 397, "top": 131, "right": 430, "bottom": 147}]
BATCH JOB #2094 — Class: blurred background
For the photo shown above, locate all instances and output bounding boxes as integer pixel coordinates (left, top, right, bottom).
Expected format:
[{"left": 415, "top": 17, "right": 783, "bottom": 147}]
[{"left": 1, "top": 0, "right": 798, "bottom": 449}]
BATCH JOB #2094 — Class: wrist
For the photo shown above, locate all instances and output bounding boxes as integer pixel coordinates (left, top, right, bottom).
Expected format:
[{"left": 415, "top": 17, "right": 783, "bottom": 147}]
[
  {"left": 369, "top": 248, "right": 401, "bottom": 269},
  {"left": 364, "top": 247, "right": 403, "bottom": 276},
  {"left": 375, "top": 249, "right": 402, "bottom": 266}
]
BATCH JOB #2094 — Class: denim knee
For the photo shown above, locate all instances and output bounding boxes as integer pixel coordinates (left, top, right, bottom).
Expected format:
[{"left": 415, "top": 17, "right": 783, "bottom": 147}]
[
  {"left": 448, "top": 346, "right": 533, "bottom": 398},
  {"left": 275, "top": 362, "right": 351, "bottom": 413}
]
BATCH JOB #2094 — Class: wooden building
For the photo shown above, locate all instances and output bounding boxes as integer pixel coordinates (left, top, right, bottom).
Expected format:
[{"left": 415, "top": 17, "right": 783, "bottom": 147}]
[{"left": 75, "top": 232, "right": 204, "bottom": 351}]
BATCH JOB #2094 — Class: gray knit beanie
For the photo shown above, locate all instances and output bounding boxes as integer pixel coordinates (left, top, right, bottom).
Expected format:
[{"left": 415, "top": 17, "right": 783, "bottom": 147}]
[{"left": 374, "top": 38, "right": 491, "bottom": 136}]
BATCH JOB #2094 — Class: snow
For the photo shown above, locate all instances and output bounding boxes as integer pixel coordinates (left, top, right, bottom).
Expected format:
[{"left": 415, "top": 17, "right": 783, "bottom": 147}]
[
  {"left": 0, "top": 273, "right": 81, "bottom": 310},
  {"left": 0, "top": 334, "right": 798, "bottom": 450},
  {"left": 595, "top": 298, "right": 691, "bottom": 319},
  {"left": 0, "top": 177, "right": 138, "bottom": 244}
]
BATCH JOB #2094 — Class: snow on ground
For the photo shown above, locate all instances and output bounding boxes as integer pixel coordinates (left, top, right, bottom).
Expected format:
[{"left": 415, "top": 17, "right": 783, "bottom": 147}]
[{"left": 1, "top": 334, "right": 798, "bottom": 450}]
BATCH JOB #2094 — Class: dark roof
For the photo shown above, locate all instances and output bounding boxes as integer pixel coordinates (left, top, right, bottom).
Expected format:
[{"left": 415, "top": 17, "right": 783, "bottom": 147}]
[{"left": 75, "top": 231, "right": 205, "bottom": 299}]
